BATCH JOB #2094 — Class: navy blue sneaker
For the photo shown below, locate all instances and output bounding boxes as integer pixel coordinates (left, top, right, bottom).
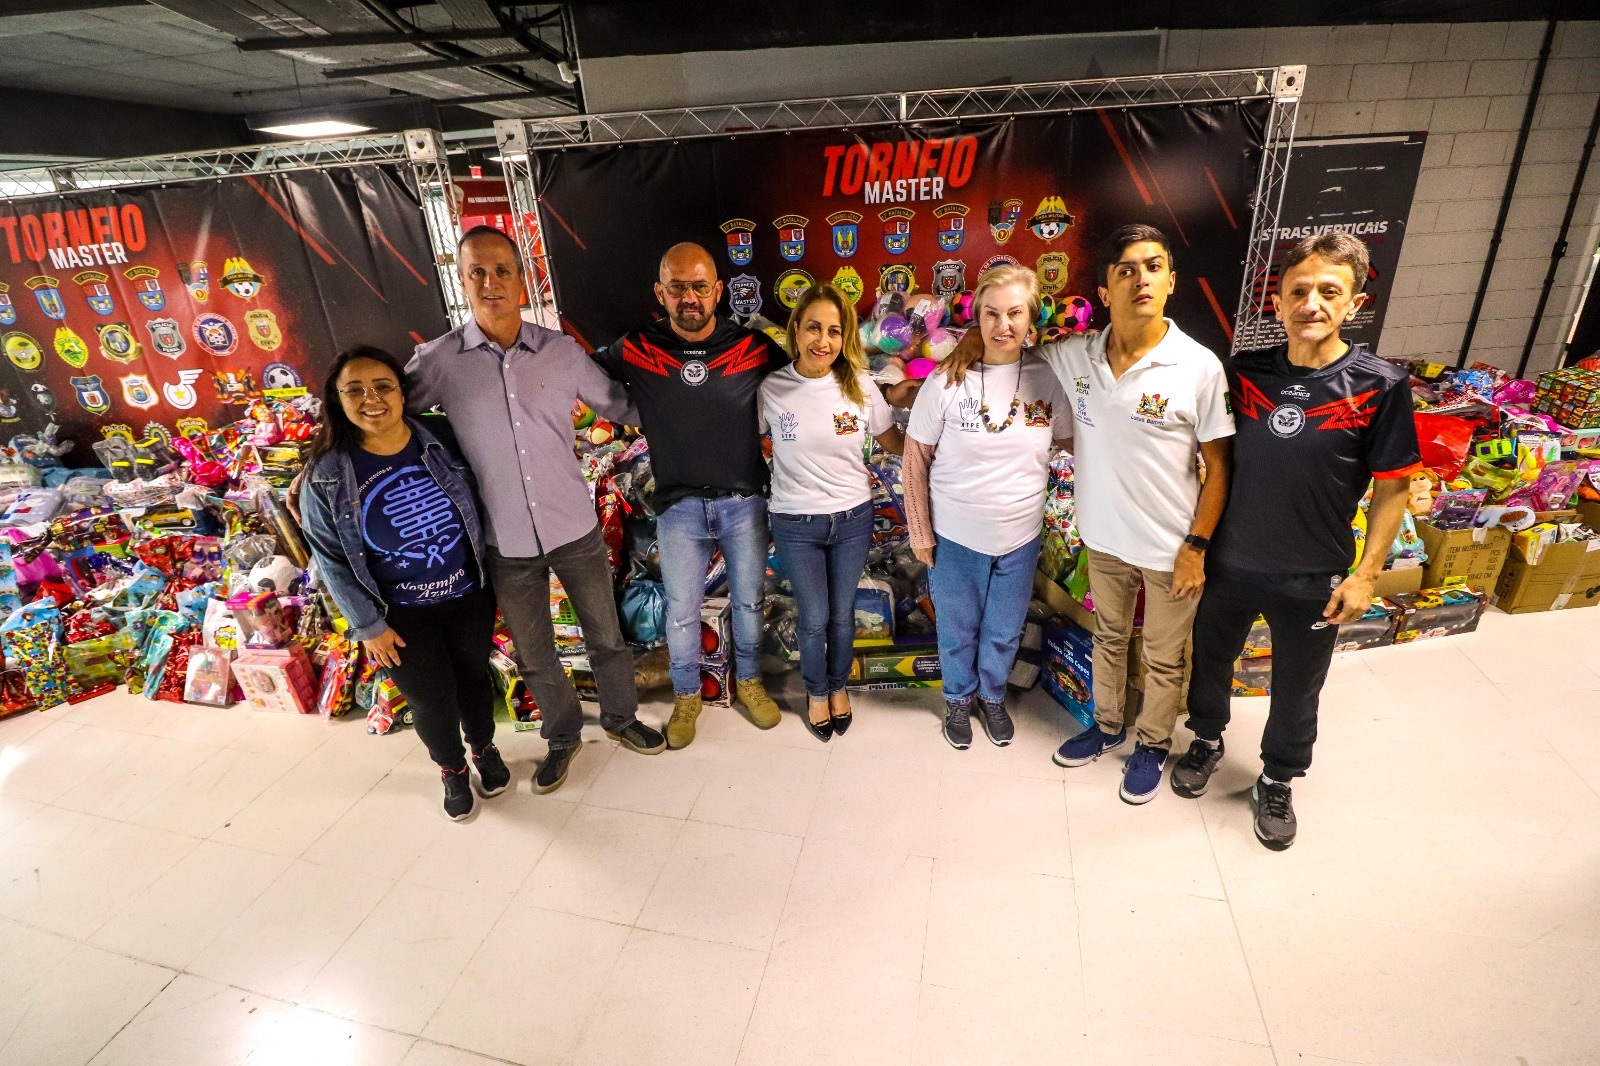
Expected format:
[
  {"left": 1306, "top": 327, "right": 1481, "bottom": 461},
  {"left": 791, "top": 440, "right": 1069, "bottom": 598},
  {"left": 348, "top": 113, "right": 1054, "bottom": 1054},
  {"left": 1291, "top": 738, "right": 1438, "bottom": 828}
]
[
  {"left": 1119, "top": 743, "right": 1168, "bottom": 805},
  {"left": 1053, "top": 726, "right": 1128, "bottom": 767}
]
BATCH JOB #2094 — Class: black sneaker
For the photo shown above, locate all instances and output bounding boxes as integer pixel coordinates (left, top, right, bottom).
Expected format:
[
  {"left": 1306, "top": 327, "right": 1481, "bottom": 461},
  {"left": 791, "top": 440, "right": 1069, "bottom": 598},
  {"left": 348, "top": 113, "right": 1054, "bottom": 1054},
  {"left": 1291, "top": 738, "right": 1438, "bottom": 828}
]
[
  {"left": 533, "top": 744, "right": 580, "bottom": 795},
  {"left": 605, "top": 720, "right": 667, "bottom": 755},
  {"left": 942, "top": 698, "right": 973, "bottom": 750},
  {"left": 471, "top": 743, "right": 511, "bottom": 798},
  {"left": 1251, "top": 776, "right": 1297, "bottom": 850},
  {"left": 441, "top": 767, "right": 476, "bottom": 821},
  {"left": 1170, "top": 737, "right": 1225, "bottom": 798},
  {"left": 977, "top": 697, "right": 1014, "bottom": 746}
]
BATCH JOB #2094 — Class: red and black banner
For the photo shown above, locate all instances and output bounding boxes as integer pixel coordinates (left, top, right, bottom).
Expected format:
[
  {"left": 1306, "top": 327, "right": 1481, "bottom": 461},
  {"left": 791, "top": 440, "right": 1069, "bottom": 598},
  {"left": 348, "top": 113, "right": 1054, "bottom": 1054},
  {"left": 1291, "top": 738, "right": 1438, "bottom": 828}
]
[
  {"left": 534, "top": 101, "right": 1269, "bottom": 357},
  {"left": 0, "top": 164, "right": 447, "bottom": 459},
  {"left": 1234, "top": 132, "right": 1427, "bottom": 352}
]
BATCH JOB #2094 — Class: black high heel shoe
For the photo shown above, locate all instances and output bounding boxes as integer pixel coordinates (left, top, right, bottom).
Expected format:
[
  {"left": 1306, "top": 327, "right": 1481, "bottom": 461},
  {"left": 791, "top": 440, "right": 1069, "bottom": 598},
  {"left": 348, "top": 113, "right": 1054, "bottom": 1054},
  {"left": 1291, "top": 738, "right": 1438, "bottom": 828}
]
[
  {"left": 828, "top": 692, "right": 853, "bottom": 736},
  {"left": 804, "top": 701, "right": 834, "bottom": 743}
]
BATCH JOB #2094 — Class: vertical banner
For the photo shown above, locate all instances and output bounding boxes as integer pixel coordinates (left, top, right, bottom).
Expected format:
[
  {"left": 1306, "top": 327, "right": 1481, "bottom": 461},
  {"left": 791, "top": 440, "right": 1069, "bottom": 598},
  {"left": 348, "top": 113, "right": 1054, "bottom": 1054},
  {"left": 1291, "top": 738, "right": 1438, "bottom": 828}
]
[
  {"left": 1234, "top": 132, "right": 1426, "bottom": 351},
  {"left": 533, "top": 102, "right": 1268, "bottom": 357},
  {"left": 0, "top": 164, "right": 448, "bottom": 459}
]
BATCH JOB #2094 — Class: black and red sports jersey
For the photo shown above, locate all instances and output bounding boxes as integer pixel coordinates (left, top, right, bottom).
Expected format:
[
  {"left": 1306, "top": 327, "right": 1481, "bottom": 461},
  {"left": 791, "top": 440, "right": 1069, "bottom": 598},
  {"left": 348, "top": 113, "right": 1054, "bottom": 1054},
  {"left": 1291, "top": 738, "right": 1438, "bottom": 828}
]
[
  {"left": 1209, "top": 342, "right": 1422, "bottom": 575},
  {"left": 595, "top": 316, "right": 789, "bottom": 510}
]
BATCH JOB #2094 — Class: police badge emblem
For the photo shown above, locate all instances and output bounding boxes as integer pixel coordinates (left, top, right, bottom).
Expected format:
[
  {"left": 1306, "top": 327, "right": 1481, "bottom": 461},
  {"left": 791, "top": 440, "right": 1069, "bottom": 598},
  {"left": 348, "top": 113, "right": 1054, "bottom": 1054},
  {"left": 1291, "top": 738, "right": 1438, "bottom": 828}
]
[
  {"left": 101, "top": 424, "right": 136, "bottom": 444},
  {"left": 96, "top": 322, "right": 142, "bottom": 364},
  {"left": 75, "top": 271, "right": 115, "bottom": 316},
  {"left": 261, "top": 362, "right": 303, "bottom": 394},
  {"left": 720, "top": 219, "right": 756, "bottom": 266},
  {"left": 980, "top": 254, "right": 1018, "bottom": 275},
  {"left": 879, "top": 207, "right": 914, "bottom": 255},
  {"left": 178, "top": 261, "right": 210, "bottom": 302},
  {"left": 220, "top": 257, "right": 266, "bottom": 300},
  {"left": 54, "top": 326, "right": 90, "bottom": 368},
  {"left": 831, "top": 267, "right": 865, "bottom": 306},
  {"left": 26, "top": 276, "right": 65, "bottom": 320},
  {"left": 1035, "top": 252, "right": 1069, "bottom": 297},
  {"left": 175, "top": 416, "right": 209, "bottom": 441},
  {"left": 244, "top": 309, "right": 283, "bottom": 351},
  {"left": 162, "top": 369, "right": 205, "bottom": 411},
  {"left": 827, "top": 211, "right": 861, "bottom": 258},
  {"left": 773, "top": 215, "right": 808, "bottom": 262},
  {"left": 987, "top": 199, "right": 1023, "bottom": 244},
  {"left": 0, "top": 284, "right": 14, "bottom": 326},
  {"left": 774, "top": 269, "right": 815, "bottom": 310},
  {"left": 878, "top": 263, "right": 916, "bottom": 295},
  {"left": 193, "top": 313, "right": 239, "bottom": 357},
  {"left": 142, "top": 422, "right": 173, "bottom": 446},
  {"left": 1027, "top": 196, "right": 1074, "bottom": 241},
  {"left": 70, "top": 375, "right": 111, "bottom": 415},
  {"left": 120, "top": 374, "right": 157, "bottom": 410},
  {"left": 144, "top": 318, "right": 186, "bottom": 359},
  {"left": 932, "top": 260, "right": 967, "bottom": 297},
  {"left": 727, "top": 274, "right": 763, "bottom": 318},
  {"left": 124, "top": 266, "right": 165, "bottom": 311},
  {"left": 933, "top": 203, "right": 969, "bottom": 251},
  {"left": 4, "top": 332, "right": 42, "bottom": 372}
]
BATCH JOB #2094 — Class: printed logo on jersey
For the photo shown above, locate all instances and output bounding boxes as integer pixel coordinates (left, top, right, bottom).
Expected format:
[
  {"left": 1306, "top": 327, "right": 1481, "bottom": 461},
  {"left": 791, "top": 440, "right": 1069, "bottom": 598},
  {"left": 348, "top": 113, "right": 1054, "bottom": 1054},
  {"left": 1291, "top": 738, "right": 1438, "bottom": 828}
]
[
  {"left": 361, "top": 464, "right": 465, "bottom": 570},
  {"left": 1073, "top": 375, "right": 1090, "bottom": 395},
  {"left": 1269, "top": 404, "right": 1305, "bottom": 437},
  {"left": 1022, "top": 401, "right": 1052, "bottom": 428},
  {"left": 1135, "top": 393, "right": 1169, "bottom": 421},
  {"left": 1076, "top": 395, "right": 1095, "bottom": 427},
  {"left": 833, "top": 412, "right": 862, "bottom": 435},
  {"left": 680, "top": 360, "right": 708, "bottom": 386},
  {"left": 957, "top": 396, "right": 982, "bottom": 433},
  {"left": 778, "top": 412, "right": 799, "bottom": 442},
  {"left": 1280, "top": 383, "right": 1310, "bottom": 400}
]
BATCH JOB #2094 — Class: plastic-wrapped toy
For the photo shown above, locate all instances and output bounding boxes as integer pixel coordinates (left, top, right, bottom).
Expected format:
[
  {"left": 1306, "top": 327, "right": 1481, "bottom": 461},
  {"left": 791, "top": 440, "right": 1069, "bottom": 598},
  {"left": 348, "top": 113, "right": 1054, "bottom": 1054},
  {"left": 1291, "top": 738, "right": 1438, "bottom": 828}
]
[
  {"left": 924, "top": 327, "right": 960, "bottom": 364},
  {"left": 183, "top": 645, "right": 234, "bottom": 707},
  {"left": 10, "top": 422, "right": 74, "bottom": 469}
]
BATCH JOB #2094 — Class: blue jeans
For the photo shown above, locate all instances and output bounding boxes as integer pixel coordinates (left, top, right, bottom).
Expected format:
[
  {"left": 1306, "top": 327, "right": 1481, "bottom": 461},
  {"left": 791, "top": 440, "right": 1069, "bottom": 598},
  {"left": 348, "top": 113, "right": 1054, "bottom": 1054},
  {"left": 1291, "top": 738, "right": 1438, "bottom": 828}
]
[
  {"left": 657, "top": 493, "right": 770, "bottom": 695},
  {"left": 770, "top": 502, "right": 874, "bottom": 699},
  {"left": 928, "top": 535, "right": 1042, "bottom": 703}
]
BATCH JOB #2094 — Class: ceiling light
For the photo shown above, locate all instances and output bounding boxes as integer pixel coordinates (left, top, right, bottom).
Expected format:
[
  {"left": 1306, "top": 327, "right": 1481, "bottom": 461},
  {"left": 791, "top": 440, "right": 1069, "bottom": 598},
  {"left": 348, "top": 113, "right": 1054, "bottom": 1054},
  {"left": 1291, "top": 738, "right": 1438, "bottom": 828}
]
[{"left": 255, "top": 120, "right": 374, "bottom": 138}]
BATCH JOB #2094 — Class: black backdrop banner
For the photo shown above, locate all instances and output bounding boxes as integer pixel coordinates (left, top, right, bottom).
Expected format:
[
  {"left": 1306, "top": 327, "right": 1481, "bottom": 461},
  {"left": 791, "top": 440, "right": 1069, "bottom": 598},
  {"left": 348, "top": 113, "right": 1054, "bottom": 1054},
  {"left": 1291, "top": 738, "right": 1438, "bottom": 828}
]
[
  {"left": 534, "top": 102, "right": 1268, "bottom": 356},
  {"left": 0, "top": 164, "right": 447, "bottom": 460},
  {"left": 1234, "top": 132, "right": 1427, "bottom": 352}
]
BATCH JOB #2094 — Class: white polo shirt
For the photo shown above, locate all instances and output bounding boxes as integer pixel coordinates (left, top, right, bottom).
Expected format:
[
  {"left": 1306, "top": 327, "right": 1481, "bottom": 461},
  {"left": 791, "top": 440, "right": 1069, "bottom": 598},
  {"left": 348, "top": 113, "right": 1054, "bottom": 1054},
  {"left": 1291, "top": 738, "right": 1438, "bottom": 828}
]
[{"left": 1037, "top": 321, "right": 1234, "bottom": 571}]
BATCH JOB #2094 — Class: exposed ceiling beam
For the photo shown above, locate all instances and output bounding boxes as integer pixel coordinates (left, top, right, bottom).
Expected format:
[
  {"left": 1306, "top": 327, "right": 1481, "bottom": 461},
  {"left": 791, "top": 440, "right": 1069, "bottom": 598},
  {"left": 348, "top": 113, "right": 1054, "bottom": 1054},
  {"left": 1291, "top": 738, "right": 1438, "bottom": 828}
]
[
  {"left": 237, "top": 27, "right": 518, "bottom": 51},
  {"left": 3, "top": 0, "right": 144, "bottom": 13},
  {"left": 436, "top": 88, "right": 566, "bottom": 105},
  {"left": 321, "top": 49, "right": 552, "bottom": 79}
]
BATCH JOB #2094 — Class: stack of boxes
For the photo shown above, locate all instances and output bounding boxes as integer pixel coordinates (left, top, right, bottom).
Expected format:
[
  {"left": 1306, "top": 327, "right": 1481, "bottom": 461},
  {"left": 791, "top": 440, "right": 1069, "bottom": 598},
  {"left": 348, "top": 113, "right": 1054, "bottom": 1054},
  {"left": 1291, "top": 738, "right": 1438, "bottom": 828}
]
[
  {"left": 1534, "top": 367, "right": 1600, "bottom": 430},
  {"left": 699, "top": 596, "right": 732, "bottom": 706}
]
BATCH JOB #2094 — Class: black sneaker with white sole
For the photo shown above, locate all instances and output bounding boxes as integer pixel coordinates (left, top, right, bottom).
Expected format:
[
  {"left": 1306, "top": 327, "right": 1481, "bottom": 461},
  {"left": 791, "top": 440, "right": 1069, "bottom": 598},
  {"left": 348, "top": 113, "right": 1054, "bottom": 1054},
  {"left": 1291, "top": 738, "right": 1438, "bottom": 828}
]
[
  {"left": 1251, "top": 776, "right": 1297, "bottom": 850},
  {"left": 977, "top": 698, "right": 1014, "bottom": 746},
  {"left": 441, "top": 767, "right": 476, "bottom": 821},
  {"left": 472, "top": 743, "right": 511, "bottom": 798},
  {"left": 1170, "top": 737, "right": 1225, "bottom": 798},
  {"left": 533, "top": 744, "right": 580, "bottom": 795},
  {"left": 942, "top": 698, "right": 973, "bottom": 750}
]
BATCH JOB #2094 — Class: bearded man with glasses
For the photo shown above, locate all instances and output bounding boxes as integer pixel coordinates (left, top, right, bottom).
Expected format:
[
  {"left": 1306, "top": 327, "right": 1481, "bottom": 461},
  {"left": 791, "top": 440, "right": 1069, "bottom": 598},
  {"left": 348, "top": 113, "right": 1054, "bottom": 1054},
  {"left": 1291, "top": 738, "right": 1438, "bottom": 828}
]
[{"left": 594, "top": 243, "right": 791, "bottom": 748}]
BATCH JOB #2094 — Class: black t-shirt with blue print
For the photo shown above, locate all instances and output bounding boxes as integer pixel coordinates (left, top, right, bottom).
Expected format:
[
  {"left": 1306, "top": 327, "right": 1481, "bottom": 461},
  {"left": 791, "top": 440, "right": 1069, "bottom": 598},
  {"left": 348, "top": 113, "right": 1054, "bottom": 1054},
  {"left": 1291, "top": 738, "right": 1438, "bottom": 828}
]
[{"left": 348, "top": 434, "right": 478, "bottom": 606}]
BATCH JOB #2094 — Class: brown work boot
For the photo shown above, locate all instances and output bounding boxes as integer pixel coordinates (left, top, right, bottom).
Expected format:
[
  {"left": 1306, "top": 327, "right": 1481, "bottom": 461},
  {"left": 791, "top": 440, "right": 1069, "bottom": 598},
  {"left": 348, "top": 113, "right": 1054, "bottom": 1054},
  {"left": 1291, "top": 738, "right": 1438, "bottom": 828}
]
[
  {"left": 735, "top": 678, "right": 781, "bottom": 729},
  {"left": 666, "top": 694, "right": 702, "bottom": 749}
]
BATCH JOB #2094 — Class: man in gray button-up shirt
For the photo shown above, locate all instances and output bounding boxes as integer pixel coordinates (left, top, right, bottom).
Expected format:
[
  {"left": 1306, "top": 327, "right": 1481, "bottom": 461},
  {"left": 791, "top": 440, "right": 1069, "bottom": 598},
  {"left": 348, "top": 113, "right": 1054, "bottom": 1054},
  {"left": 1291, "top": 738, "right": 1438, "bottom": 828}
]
[{"left": 407, "top": 226, "right": 666, "bottom": 793}]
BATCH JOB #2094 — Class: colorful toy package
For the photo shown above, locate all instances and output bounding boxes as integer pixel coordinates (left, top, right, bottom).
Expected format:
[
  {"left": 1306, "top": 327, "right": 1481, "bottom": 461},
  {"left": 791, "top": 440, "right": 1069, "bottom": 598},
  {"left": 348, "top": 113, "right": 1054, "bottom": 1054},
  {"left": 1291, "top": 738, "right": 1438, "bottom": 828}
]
[
  {"left": 183, "top": 646, "right": 235, "bottom": 707},
  {"left": 0, "top": 599, "right": 68, "bottom": 710}
]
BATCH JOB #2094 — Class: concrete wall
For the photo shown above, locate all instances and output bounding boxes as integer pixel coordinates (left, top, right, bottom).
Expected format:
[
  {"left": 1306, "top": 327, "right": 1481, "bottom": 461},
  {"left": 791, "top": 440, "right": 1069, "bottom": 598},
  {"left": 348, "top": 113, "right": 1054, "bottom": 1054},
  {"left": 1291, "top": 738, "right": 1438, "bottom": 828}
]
[{"left": 1164, "top": 20, "right": 1600, "bottom": 374}]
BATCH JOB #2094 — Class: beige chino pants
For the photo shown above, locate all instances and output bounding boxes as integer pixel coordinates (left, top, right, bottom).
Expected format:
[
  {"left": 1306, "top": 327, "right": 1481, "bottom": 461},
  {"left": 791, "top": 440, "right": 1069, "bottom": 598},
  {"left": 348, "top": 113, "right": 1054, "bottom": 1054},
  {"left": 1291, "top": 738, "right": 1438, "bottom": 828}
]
[{"left": 1085, "top": 547, "right": 1199, "bottom": 750}]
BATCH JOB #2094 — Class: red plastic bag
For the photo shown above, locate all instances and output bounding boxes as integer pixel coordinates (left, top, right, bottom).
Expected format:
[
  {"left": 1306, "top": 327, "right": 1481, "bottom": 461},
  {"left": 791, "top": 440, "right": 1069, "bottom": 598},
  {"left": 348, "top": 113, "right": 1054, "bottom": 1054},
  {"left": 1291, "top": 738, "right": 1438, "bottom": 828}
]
[{"left": 1413, "top": 412, "right": 1475, "bottom": 480}]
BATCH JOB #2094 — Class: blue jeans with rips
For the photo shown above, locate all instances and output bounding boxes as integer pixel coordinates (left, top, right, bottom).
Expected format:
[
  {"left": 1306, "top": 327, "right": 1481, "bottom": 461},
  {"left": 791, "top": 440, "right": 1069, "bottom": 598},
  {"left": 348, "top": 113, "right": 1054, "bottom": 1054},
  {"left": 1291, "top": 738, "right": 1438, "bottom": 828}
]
[
  {"left": 656, "top": 493, "right": 770, "bottom": 696},
  {"left": 928, "top": 535, "right": 1041, "bottom": 704},
  {"left": 769, "top": 501, "right": 874, "bottom": 699}
]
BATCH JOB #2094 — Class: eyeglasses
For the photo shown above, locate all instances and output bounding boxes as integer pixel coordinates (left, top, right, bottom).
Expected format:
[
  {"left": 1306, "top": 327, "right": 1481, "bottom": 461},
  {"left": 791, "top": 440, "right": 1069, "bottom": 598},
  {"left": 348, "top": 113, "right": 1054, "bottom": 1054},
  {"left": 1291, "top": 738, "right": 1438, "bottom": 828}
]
[
  {"left": 663, "top": 280, "right": 715, "bottom": 298},
  {"left": 339, "top": 382, "right": 399, "bottom": 400}
]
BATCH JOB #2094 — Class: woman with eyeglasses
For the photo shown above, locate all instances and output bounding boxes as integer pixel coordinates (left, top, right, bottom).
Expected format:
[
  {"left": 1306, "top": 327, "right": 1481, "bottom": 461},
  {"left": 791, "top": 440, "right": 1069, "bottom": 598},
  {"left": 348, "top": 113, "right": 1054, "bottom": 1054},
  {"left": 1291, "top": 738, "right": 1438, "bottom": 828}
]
[{"left": 300, "top": 345, "right": 509, "bottom": 822}]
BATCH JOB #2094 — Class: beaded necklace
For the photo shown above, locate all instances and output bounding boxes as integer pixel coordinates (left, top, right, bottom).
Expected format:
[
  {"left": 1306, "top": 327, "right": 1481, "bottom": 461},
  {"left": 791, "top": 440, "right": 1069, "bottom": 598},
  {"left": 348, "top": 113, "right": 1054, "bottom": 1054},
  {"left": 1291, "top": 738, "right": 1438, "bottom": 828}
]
[{"left": 978, "top": 358, "right": 1023, "bottom": 433}]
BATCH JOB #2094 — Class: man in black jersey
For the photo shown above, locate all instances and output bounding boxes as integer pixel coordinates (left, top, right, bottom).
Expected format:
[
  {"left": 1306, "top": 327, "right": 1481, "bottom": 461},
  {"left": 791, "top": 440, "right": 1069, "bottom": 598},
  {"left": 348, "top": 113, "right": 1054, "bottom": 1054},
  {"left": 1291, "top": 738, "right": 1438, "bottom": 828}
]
[
  {"left": 594, "top": 243, "right": 791, "bottom": 748},
  {"left": 1171, "top": 233, "right": 1421, "bottom": 849}
]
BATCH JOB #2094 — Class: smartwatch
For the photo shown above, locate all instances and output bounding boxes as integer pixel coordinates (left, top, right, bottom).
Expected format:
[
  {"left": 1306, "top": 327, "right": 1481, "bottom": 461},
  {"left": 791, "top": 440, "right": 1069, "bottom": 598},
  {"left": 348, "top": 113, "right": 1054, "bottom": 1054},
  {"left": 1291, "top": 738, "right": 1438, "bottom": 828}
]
[{"left": 1183, "top": 533, "right": 1210, "bottom": 552}]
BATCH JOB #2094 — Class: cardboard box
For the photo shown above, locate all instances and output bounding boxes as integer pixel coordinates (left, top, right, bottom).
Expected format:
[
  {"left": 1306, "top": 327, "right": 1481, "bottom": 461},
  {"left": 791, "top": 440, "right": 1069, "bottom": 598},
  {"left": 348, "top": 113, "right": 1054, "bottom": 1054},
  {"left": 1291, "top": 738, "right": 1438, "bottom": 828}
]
[
  {"left": 1372, "top": 565, "right": 1424, "bottom": 599},
  {"left": 849, "top": 642, "right": 941, "bottom": 684},
  {"left": 1333, "top": 599, "right": 1403, "bottom": 652},
  {"left": 1040, "top": 620, "right": 1142, "bottom": 730},
  {"left": 1231, "top": 656, "right": 1272, "bottom": 697},
  {"left": 1389, "top": 586, "right": 1489, "bottom": 642},
  {"left": 1493, "top": 537, "right": 1600, "bottom": 613},
  {"left": 700, "top": 596, "right": 731, "bottom": 661},
  {"left": 1415, "top": 520, "right": 1511, "bottom": 590},
  {"left": 1577, "top": 499, "right": 1600, "bottom": 531},
  {"left": 1032, "top": 571, "right": 1146, "bottom": 686},
  {"left": 699, "top": 657, "right": 733, "bottom": 707}
]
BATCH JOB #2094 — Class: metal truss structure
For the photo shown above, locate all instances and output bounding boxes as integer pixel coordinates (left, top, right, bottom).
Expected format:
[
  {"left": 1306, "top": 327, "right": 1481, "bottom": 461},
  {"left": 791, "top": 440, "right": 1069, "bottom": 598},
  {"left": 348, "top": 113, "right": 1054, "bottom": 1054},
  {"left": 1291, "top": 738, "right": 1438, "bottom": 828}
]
[
  {"left": 493, "top": 67, "right": 1303, "bottom": 343},
  {"left": 0, "top": 130, "right": 473, "bottom": 327}
]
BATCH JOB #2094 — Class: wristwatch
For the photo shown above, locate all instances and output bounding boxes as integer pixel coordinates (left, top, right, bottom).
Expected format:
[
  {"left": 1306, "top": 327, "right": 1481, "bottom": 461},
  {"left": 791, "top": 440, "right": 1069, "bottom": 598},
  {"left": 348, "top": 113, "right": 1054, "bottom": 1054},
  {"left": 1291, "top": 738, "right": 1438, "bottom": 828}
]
[{"left": 1183, "top": 533, "right": 1210, "bottom": 552}]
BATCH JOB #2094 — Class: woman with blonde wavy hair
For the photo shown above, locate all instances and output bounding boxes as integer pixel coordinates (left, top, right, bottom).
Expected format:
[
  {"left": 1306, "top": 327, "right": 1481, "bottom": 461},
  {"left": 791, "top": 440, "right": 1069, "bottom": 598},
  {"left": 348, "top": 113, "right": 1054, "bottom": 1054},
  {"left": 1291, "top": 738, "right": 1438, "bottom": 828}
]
[
  {"left": 759, "top": 283, "right": 904, "bottom": 741},
  {"left": 903, "top": 264, "right": 1072, "bottom": 751}
]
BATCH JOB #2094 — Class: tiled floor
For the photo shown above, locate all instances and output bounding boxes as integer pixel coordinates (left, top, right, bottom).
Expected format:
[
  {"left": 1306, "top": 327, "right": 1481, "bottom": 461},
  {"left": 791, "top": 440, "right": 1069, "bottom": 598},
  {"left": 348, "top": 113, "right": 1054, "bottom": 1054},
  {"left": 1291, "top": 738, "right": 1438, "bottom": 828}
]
[{"left": 2, "top": 605, "right": 1598, "bottom": 1066}]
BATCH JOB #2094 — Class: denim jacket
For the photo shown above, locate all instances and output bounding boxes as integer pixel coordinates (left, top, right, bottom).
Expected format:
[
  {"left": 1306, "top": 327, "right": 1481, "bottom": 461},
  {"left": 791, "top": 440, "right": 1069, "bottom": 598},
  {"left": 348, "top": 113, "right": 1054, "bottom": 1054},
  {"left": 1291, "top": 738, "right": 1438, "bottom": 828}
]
[{"left": 299, "top": 416, "right": 487, "bottom": 642}]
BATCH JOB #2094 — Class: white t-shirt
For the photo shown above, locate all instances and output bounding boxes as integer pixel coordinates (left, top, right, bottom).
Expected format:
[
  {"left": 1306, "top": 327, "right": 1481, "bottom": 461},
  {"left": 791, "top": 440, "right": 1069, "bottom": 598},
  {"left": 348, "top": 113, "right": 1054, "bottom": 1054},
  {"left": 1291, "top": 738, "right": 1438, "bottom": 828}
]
[
  {"left": 1037, "top": 320, "right": 1235, "bottom": 571},
  {"left": 906, "top": 354, "right": 1071, "bottom": 557},
  {"left": 760, "top": 366, "right": 894, "bottom": 515}
]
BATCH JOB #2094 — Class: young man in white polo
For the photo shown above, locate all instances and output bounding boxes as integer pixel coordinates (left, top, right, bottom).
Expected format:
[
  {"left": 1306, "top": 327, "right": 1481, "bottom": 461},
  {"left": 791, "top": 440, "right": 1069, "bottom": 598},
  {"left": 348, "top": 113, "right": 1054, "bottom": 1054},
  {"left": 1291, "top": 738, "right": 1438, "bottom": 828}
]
[{"left": 947, "top": 224, "right": 1234, "bottom": 802}]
